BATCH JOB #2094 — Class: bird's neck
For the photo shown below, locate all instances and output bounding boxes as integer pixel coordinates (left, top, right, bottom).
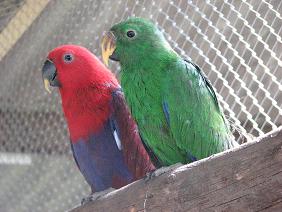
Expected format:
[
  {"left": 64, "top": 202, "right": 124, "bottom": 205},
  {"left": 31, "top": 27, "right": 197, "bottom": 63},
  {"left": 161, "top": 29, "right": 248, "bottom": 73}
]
[
  {"left": 122, "top": 42, "right": 178, "bottom": 72},
  {"left": 121, "top": 47, "right": 178, "bottom": 78},
  {"left": 59, "top": 83, "right": 114, "bottom": 142}
]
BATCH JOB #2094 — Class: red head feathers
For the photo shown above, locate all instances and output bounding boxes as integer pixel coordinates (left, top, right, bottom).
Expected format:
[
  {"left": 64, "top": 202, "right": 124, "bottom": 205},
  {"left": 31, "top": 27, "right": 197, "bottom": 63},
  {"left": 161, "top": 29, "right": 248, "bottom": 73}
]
[{"left": 45, "top": 45, "right": 119, "bottom": 141}]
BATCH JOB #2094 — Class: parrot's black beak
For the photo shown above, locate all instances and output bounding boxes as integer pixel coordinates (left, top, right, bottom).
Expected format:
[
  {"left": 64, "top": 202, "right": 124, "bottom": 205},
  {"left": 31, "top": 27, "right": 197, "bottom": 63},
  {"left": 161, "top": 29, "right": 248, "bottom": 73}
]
[
  {"left": 42, "top": 59, "right": 60, "bottom": 93},
  {"left": 109, "top": 49, "right": 119, "bottom": 62},
  {"left": 101, "top": 31, "right": 119, "bottom": 66}
]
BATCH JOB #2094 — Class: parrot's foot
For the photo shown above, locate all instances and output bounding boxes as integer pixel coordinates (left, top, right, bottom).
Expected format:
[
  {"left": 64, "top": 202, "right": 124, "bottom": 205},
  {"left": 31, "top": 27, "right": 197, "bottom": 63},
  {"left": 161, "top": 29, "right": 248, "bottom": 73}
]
[
  {"left": 81, "top": 195, "right": 93, "bottom": 205},
  {"left": 144, "top": 163, "right": 183, "bottom": 182},
  {"left": 81, "top": 187, "right": 115, "bottom": 205}
]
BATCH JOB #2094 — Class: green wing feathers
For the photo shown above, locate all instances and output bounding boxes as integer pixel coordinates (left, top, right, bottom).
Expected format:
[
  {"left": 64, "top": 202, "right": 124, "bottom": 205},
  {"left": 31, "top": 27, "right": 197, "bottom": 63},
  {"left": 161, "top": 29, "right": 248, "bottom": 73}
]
[{"left": 163, "top": 59, "right": 236, "bottom": 162}]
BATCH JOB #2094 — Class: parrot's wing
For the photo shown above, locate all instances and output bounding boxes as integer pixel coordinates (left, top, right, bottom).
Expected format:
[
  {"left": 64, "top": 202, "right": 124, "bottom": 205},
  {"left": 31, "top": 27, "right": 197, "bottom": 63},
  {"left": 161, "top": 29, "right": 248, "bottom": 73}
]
[
  {"left": 111, "top": 89, "right": 158, "bottom": 174},
  {"left": 184, "top": 60, "right": 235, "bottom": 131},
  {"left": 184, "top": 60, "right": 220, "bottom": 111},
  {"left": 163, "top": 59, "right": 235, "bottom": 161}
]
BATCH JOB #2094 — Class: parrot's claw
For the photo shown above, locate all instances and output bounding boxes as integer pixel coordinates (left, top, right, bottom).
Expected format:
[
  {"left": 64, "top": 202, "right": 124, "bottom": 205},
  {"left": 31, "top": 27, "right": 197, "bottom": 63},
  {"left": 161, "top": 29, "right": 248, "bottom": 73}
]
[
  {"left": 81, "top": 187, "right": 115, "bottom": 205},
  {"left": 144, "top": 163, "right": 183, "bottom": 183},
  {"left": 81, "top": 196, "right": 94, "bottom": 205},
  {"left": 144, "top": 171, "right": 156, "bottom": 183}
]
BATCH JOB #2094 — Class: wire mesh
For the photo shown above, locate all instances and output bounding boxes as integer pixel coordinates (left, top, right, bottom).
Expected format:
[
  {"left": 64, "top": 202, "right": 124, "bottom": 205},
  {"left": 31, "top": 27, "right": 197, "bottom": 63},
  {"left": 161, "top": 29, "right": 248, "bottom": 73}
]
[{"left": 0, "top": 0, "right": 281, "bottom": 211}]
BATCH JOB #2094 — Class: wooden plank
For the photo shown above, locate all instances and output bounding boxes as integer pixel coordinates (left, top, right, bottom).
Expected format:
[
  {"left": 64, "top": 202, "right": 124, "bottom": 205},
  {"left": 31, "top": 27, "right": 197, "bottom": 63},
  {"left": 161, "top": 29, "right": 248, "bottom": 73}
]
[
  {"left": 71, "top": 127, "right": 282, "bottom": 212},
  {"left": 0, "top": 0, "right": 49, "bottom": 60}
]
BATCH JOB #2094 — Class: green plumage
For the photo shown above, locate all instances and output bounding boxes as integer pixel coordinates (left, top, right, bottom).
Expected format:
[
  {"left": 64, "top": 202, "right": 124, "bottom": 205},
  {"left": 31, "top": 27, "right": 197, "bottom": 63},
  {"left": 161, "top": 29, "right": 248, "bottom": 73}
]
[{"left": 110, "top": 18, "right": 237, "bottom": 166}]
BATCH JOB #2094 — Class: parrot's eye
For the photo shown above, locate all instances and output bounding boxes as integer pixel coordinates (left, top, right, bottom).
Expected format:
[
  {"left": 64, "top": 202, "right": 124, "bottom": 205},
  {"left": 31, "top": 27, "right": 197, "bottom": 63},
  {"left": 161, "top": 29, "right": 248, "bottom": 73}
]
[
  {"left": 126, "top": 30, "right": 136, "bottom": 38},
  {"left": 63, "top": 53, "right": 74, "bottom": 63}
]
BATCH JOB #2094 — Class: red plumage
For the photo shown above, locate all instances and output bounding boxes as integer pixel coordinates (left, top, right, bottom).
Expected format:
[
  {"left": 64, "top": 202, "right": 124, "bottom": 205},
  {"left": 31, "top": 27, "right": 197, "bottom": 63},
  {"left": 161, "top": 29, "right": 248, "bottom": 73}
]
[
  {"left": 48, "top": 45, "right": 118, "bottom": 141},
  {"left": 46, "top": 45, "right": 155, "bottom": 190},
  {"left": 112, "top": 89, "right": 156, "bottom": 183}
]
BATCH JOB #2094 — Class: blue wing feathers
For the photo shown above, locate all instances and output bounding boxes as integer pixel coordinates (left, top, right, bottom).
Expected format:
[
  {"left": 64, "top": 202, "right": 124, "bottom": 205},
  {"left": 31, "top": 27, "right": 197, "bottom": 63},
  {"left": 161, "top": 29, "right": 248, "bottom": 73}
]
[
  {"left": 162, "top": 101, "right": 170, "bottom": 127},
  {"left": 187, "top": 151, "right": 197, "bottom": 162}
]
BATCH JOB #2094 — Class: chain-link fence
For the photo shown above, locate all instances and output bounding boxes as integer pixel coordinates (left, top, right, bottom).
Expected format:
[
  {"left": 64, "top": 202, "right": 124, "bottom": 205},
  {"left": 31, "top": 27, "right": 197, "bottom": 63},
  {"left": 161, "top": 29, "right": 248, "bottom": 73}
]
[{"left": 0, "top": 0, "right": 281, "bottom": 211}]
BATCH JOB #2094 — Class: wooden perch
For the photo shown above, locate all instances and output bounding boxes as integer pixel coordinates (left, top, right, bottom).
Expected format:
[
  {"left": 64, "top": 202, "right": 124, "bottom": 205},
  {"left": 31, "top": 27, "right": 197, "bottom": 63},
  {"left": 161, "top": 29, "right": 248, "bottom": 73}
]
[{"left": 71, "top": 127, "right": 282, "bottom": 212}]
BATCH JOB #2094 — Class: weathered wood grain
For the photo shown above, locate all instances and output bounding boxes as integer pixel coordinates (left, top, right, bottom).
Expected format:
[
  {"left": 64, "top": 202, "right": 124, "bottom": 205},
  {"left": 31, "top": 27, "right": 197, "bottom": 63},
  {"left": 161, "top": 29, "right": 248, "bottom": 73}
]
[{"left": 71, "top": 127, "right": 282, "bottom": 212}]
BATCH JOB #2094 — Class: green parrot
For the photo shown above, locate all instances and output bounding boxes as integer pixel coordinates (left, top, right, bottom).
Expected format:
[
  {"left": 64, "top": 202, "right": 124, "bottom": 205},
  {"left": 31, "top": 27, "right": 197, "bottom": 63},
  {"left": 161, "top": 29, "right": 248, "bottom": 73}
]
[{"left": 101, "top": 17, "right": 238, "bottom": 166}]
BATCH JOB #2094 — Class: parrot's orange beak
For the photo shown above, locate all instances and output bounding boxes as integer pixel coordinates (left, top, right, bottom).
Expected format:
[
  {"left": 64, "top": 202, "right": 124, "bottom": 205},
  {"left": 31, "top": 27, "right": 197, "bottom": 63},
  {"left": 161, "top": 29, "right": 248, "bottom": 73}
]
[{"left": 101, "top": 31, "right": 117, "bottom": 67}]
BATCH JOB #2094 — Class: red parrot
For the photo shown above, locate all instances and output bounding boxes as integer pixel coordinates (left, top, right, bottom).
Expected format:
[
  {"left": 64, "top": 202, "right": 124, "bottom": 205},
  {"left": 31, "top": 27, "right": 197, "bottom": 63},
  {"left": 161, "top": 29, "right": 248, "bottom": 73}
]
[{"left": 41, "top": 45, "right": 156, "bottom": 201}]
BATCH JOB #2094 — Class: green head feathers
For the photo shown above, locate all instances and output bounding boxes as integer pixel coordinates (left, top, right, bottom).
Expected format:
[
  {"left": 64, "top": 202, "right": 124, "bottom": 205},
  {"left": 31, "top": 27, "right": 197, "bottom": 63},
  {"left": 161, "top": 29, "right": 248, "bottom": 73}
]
[{"left": 103, "top": 17, "right": 176, "bottom": 68}]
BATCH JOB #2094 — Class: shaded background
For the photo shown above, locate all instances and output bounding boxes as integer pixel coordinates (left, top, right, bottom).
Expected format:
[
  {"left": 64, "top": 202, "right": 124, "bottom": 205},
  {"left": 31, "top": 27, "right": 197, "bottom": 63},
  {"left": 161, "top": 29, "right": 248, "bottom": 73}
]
[{"left": 0, "top": 0, "right": 281, "bottom": 211}]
